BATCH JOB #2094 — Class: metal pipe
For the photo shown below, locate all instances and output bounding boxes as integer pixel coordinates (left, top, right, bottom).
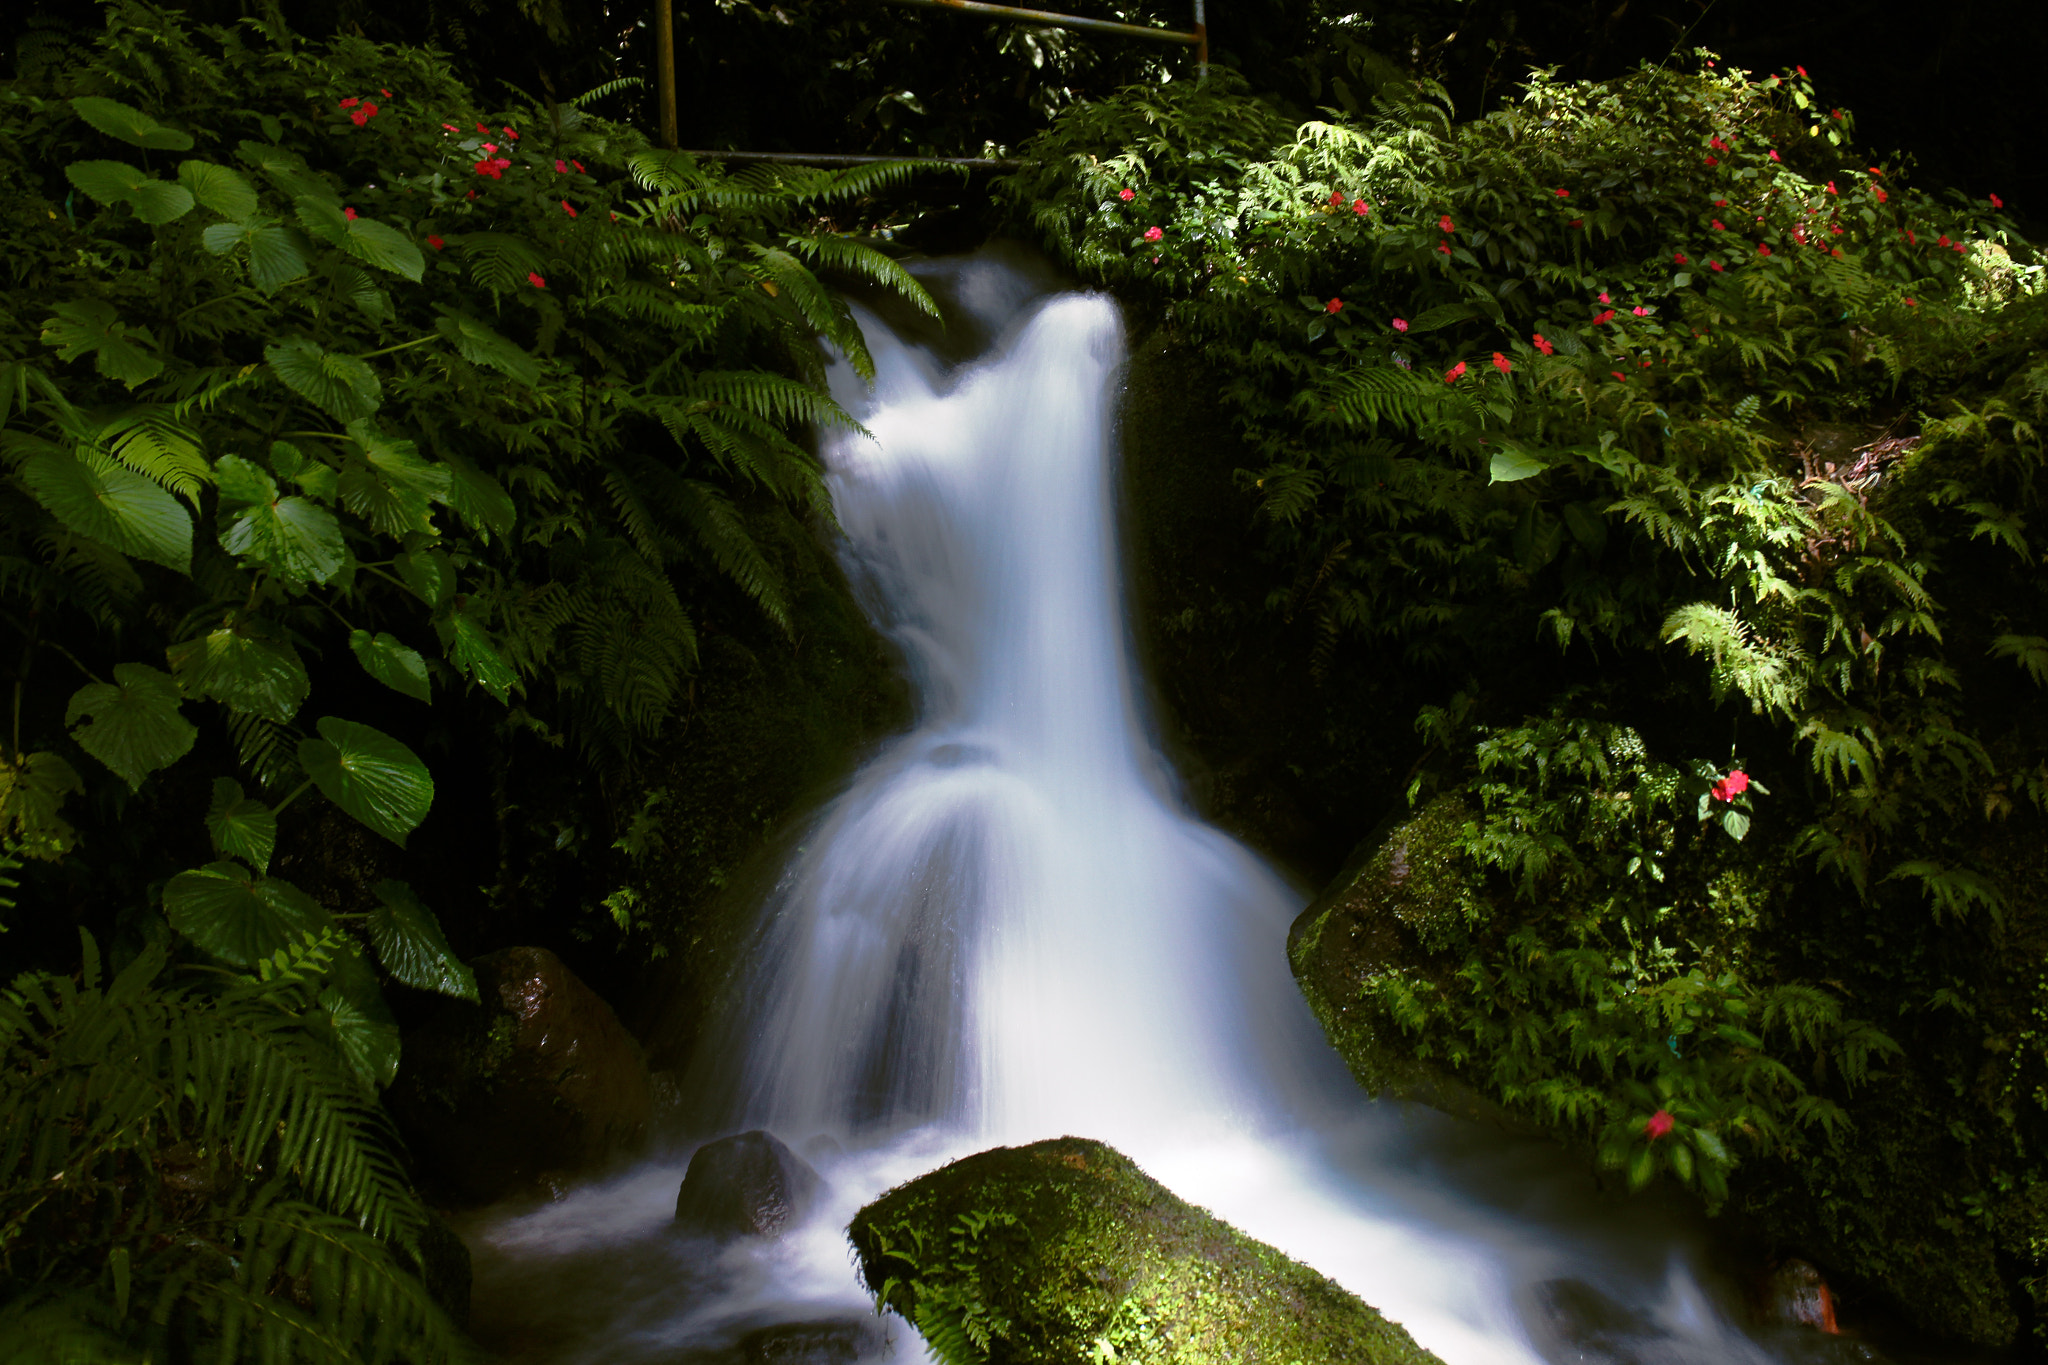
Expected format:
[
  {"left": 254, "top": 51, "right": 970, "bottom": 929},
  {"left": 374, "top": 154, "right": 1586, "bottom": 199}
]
[
  {"left": 881, "top": 0, "right": 1200, "bottom": 46},
  {"left": 653, "top": 0, "right": 678, "bottom": 149},
  {"left": 1193, "top": 0, "right": 1207, "bottom": 78},
  {"left": 683, "top": 149, "right": 1025, "bottom": 169}
]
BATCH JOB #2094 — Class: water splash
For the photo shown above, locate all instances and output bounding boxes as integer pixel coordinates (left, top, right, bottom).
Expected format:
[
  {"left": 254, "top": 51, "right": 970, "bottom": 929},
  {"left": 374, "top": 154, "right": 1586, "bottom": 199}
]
[{"left": 469, "top": 253, "right": 1807, "bottom": 1365}]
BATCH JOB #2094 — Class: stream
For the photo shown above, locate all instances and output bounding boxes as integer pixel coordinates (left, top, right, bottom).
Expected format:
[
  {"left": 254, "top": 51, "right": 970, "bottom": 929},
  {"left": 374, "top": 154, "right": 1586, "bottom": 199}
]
[{"left": 462, "top": 251, "right": 1888, "bottom": 1365}]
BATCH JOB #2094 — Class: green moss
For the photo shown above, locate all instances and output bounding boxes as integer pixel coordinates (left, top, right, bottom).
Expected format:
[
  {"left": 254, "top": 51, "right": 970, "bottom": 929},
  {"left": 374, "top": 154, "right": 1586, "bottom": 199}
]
[{"left": 849, "top": 1136, "right": 1443, "bottom": 1365}]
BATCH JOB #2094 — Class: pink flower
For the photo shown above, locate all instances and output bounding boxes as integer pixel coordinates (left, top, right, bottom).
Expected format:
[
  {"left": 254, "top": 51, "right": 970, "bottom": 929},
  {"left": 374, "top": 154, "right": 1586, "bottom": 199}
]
[
  {"left": 1325, "top": 298, "right": 1343, "bottom": 314},
  {"left": 1119, "top": 188, "right": 1135, "bottom": 201},
  {"left": 427, "top": 235, "right": 445, "bottom": 250},
  {"left": 1825, "top": 181, "right": 1838, "bottom": 195},
  {"left": 1710, "top": 769, "right": 1751, "bottom": 802},
  {"left": 1768, "top": 149, "right": 1782, "bottom": 162},
  {"left": 527, "top": 272, "right": 546, "bottom": 288},
  {"left": 1632, "top": 305, "right": 1649, "bottom": 316},
  {"left": 561, "top": 200, "right": 577, "bottom": 217},
  {"left": 1796, "top": 65, "right": 1808, "bottom": 78},
  {"left": 343, "top": 206, "right": 357, "bottom": 220},
  {"left": 1532, "top": 334, "right": 1554, "bottom": 355},
  {"left": 1709, "top": 261, "right": 1724, "bottom": 272},
  {"left": 1444, "top": 360, "right": 1466, "bottom": 383},
  {"left": 1904, "top": 297, "right": 1917, "bottom": 306},
  {"left": 556, "top": 159, "right": 569, "bottom": 173},
  {"left": 481, "top": 143, "right": 498, "bottom": 154},
  {"left": 1440, "top": 214, "right": 1455, "bottom": 233},
  {"left": 1645, "top": 1110, "right": 1675, "bottom": 1140},
  {"left": 1391, "top": 317, "right": 1409, "bottom": 332},
  {"left": 442, "top": 123, "right": 459, "bottom": 132},
  {"left": 1598, "top": 291, "right": 1611, "bottom": 303},
  {"left": 1491, "top": 351, "right": 1512, "bottom": 374},
  {"left": 1143, "top": 226, "right": 1163, "bottom": 242}
]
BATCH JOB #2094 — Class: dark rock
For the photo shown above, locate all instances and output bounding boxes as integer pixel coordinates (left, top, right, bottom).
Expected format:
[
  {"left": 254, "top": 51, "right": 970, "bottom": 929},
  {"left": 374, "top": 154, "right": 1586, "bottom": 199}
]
[
  {"left": 735, "top": 1317, "right": 888, "bottom": 1364},
  {"left": 849, "top": 1135, "right": 1442, "bottom": 1364},
  {"left": 674, "top": 1130, "right": 823, "bottom": 1239},
  {"left": 1759, "top": 1260, "right": 1839, "bottom": 1333},
  {"left": 410, "top": 1211, "right": 472, "bottom": 1328},
  {"left": 387, "top": 947, "right": 653, "bottom": 1205}
]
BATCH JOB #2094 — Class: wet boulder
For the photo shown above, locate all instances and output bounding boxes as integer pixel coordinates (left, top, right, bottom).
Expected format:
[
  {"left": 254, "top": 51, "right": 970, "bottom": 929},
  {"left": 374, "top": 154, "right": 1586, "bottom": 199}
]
[
  {"left": 849, "top": 1136, "right": 1442, "bottom": 1365},
  {"left": 674, "top": 1130, "right": 823, "bottom": 1239},
  {"left": 1759, "top": 1260, "right": 1839, "bottom": 1333},
  {"left": 1288, "top": 798, "right": 1536, "bottom": 1134},
  {"left": 387, "top": 947, "right": 652, "bottom": 1205},
  {"left": 735, "top": 1316, "right": 889, "bottom": 1363}
]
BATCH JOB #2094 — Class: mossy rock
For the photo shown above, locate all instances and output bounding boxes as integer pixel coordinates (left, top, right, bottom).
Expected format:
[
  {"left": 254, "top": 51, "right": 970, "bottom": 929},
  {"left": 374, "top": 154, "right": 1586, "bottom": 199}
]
[
  {"left": 847, "top": 1136, "right": 1443, "bottom": 1365},
  {"left": 1286, "top": 797, "right": 1535, "bottom": 1135}
]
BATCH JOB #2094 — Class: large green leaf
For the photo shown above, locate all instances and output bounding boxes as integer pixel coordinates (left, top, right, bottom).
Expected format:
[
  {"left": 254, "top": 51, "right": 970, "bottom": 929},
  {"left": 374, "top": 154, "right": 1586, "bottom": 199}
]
[
  {"left": 344, "top": 218, "right": 425, "bottom": 283},
  {"left": 445, "top": 457, "right": 516, "bottom": 542},
  {"left": 394, "top": 548, "right": 453, "bottom": 608},
  {"left": 322, "top": 950, "right": 401, "bottom": 1090},
  {"left": 339, "top": 423, "right": 449, "bottom": 536},
  {"left": 365, "top": 879, "right": 476, "bottom": 1000},
  {"left": 21, "top": 450, "right": 192, "bottom": 572},
  {"left": 265, "top": 338, "right": 382, "bottom": 422},
  {"left": 63, "top": 160, "right": 193, "bottom": 225},
  {"left": 297, "top": 717, "right": 433, "bottom": 847},
  {"left": 163, "top": 861, "right": 331, "bottom": 966},
  {"left": 70, "top": 95, "right": 195, "bottom": 150},
  {"left": 215, "top": 455, "right": 348, "bottom": 587},
  {"left": 1488, "top": 447, "right": 1548, "bottom": 484},
  {"left": 177, "top": 160, "right": 259, "bottom": 222},
  {"left": 440, "top": 612, "right": 517, "bottom": 701},
  {"left": 202, "top": 221, "right": 311, "bottom": 292},
  {"left": 238, "top": 142, "right": 338, "bottom": 204},
  {"left": 349, "top": 629, "right": 430, "bottom": 703},
  {"left": 205, "top": 777, "right": 277, "bottom": 873},
  {"left": 433, "top": 308, "right": 540, "bottom": 387},
  {"left": 66, "top": 663, "right": 197, "bottom": 790},
  {"left": 39, "top": 300, "right": 163, "bottom": 387},
  {"left": 0, "top": 751, "right": 83, "bottom": 859},
  {"left": 167, "top": 627, "right": 310, "bottom": 722}
]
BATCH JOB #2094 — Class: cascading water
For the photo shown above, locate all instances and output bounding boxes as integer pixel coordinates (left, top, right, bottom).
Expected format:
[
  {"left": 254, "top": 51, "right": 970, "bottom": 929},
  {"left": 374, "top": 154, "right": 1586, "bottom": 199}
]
[{"left": 466, "top": 253, "right": 1828, "bottom": 1365}]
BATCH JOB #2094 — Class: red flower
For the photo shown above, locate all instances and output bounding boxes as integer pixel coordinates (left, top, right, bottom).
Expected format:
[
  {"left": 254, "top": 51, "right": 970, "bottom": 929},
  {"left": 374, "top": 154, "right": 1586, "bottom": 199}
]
[
  {"left": 1768, "top": 149, "right": 1782, "bottom": 162},
  {"left": 1710, "top": 136, "right": 1726, "bottom": 151},
  {"left": 556, "top": 159, "right": 569, "bottom": 173},
  {"left": 561, "top": 200, "right": 577, "bottom": 217},
  {"left": 1568, "top": 219, "right": 1583, "bottom": 228},
  {"left": 343, "top": 206, "right": 357, "bottom": 220},
  {"left": 1905, "top": 228, "right": 1917, "bottom": 244},
  {"left": 1325, "top": 297, "right": 1343, "bottom": 314},
  {"left": 481, "top": 142, "right": 497, "bottom": 154},
  {"left": 465, "top": 189, "right": 477, "bottom": 201},
  {"left": 1955, "top": 242, "right": 1967, "bottom": 253},
  {"left": 1555, "top": 187, "right": 1570, "bottom": 197},
  {"left": 504, "top": 127, "right": 520, "bottom": 140},
  {"left": 1598, "top": 291, "right": 1611, "bottom": 303},
  {"left": 350, "top": 110, "right": 369, "bottom": 126},
  {"left": 1353, "top": 198, "right": 1369, "bottom": 215},
  {"left": 442, "top": 122, "right": 459, "bottom": 132},
  {"left": 1868, "top": 167, "right": 1884, "bottom": 177},
  {"left": 1440, "top": 214, "right": 1455, "bottom": 234},
  {"left": 1611, "top": 370, "right": 1628, "bottom": 381},
  {"left": 1710, "top": 769, "right": 1751, "bottom": 802},
  {"left": 1391, "top": 317, "right": 1409, "bottom": 332},
  {"left": 1990, "top": 193, "right": 2005, "bottom": 209},
  {"left": 1711, "top": 219, "right": 1725, "bottom": 231},
  {"left": 1825, "top": 181, "right": 1839, "bottom": 196},
  {"left": 475, "top": 122, "right": 487, "bottom": 133},
  {"left": 1904, "top": 297, "right": 1917, "bottom": 306},
  {"left": 527, "top": 272, "right": 546, "bottom": 289},
  {"left": 1492, "top": 351, "right": 1512, "bottom": 374},
  {"left": 1874, "top": 187, "right": 1888, "bottom": 203},
  {"left": 1937, "top": 234, "right": 1951, "bottom": 248},
  {"left": 339, "top": 97, "right": 360, "bottom": 108},
  {"left": 1119, "top": 188, "right": 1135, "bottom": 201},
  {"left": 571, "top": 160, "right": 585, "bottom": 173},
  {"left": 473, "top": 158, "right": 508, "bottom": 179},
  {"left": 1709, "top": 261, "right": 1724, "bottom": 272},
  {"left": 1444, "top": 360, "right": 1467, "bottom": 384},
  {"left": 1438, "top": 239, "right": 1452, "bottom": 254},
  {"left": 1591, "top": 309, "right": 1615, "bottom": 325},
  {"left": 1645, "top": 1110, "right": 1675, "bottom": 1140},
  {"left": 1641, "top": 359, "right": 1652, "bottom": 367},
  {"left": 1143, "top": 226, "right": 1163, "bottom": 242},
  {"left": 1532, "top": 333, "right": 1554, "bottom": 355},
  {"left": 427, "top": 235, "right": 445, "bottom": 250},
  {"left": 1830, "top": 224, "right": 1842, "bottom": 235},
  {"left": 1632, "top": 305, "right": 1649, "bottom": 316},
  {"left": 1673, "top": 253, "right": 1688, "bottom": 264},
  {"left": 1758, "top": 243, "right": 1772, "bottom": 256},
  {"left": 1704, "top": 156, "right": 1719, "bottom": 167},
  {"left": 380, "top": 88, "right": 392, "bottom": 97},
  {"left": 1796, "top": 65, "right": 1808, "bottom": 78}
]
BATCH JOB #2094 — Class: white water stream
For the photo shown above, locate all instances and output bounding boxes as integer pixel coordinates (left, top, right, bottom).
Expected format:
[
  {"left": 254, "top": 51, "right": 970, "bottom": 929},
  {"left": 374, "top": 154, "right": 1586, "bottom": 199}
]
[{"left": 467, "top": 254, "right": 1822, "bottom": 1365}]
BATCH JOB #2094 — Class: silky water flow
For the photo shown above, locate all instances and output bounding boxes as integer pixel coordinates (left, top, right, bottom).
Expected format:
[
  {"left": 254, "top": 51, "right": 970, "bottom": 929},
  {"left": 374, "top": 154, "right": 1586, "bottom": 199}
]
[{"left": 465, "top": 255, "right": 1832, "bottom": 1365}]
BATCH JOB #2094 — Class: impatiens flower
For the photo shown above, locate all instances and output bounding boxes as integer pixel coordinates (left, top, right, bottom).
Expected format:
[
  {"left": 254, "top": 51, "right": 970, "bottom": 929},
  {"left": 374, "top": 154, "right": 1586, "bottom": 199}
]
[
  {"left": 1592, "top": 309, "right": 1615, "bottom": 325},
  {"left": 1769, "top": 149, "right": 1782, "bottom": 162},
  {"left": 1555, "top": 187, "right": 1570, "bottom": 197},
  {"left": 1711, "top": 219, "right": 1725, "bottom": 231},
  {"left": 1119, "top": 188, "right": 1135, "bottom": 201},
  {"left": 1330, "top": 191, "right": 1345, "bottom": 206},
  {"left": 380, "top": 88, "right": 391, "bottom": 97},
  {"left": 1392, "top": 317, "right": 1409, "bottom": 332},
  {"left": 1710, "top": 769, "right": 1751, "bottom": 802},
  {"left": 561, "top": 200, "right": 577, "bottom": 217},
  {"left": 1792, "top": 224, "right": 1808, "bottom": 244},
  {"left": 1326, "top": 298, "right": 1343, "bottom": 314},
  {"left": 465, "top": 189, "right": 476, "bottom": 200},
  {"left": 556, "top": 159, "right": 569, "bottom": 173},
  {"left": 1440, "top": 214, "right": 1455, "bottom": 233},
  {"left": 1874, "top": 187, "right": 1888, "bottom": 203},
  {"left": 1758, "top": 243, "right": 1772, "bottom": 256},
  {"left": 475, "top": 123, "right": 487, "bottom": 133},
  {"left": 339, "top": 97, "right": 360, "bottom": 108},
  {"left": 1831, "top": 224, "right": 1842, "bottom": 235},
  {"left": 1645, "top": 1110, "right": 1675, "bottom": 1140},
  {"left": 1709, "top": 261, "right": 1724, "bottom": 272},
  {"left": 1438, "top": 239, "right": 1452, "bottom": 254},
  {"left": 527, "top": 272, "right": 546, "bottom": 288},
  {"left": 1641, "top": 358, "right": 1652, "bottom": 367},
  {"left": 571, "top": 160, "right": 585, "bottom": 173},
  {"left": 1703, "top": 156, "right": 1719, "bottom": 167},
  {"left": 1611, "top": 370, "right": 1628, "bottom": 381},
  {"left": 1869, "top": 167, "right": 1884, "bottom": 177},
  {"left": 504, "top": 127, "right": 520, "bottom": 139},
  {"left": 1905, "top": 228, "right": 1917, "bottom": 244},
  {"left": 1599, "top": 291, "right": 1611, "bottom": 303},
  {"left": 1143, "top": 225, "right": 1163, "bottom": 242},
  {"left": 427, "top": 235, "right": 445, "bottom": 250},
  {"left": 1492, "top": 352, "right": 1512, "bottom": 374},
  {"left": 1674, "top": 253, "right": 1688, "bottom": 264},
  {"left": 1568, "top": 219, "right": 1583, "bottom": 228},
  {"left": 1532, "top": 333, "right": 1554, "bottom": 355},
  {"left": 1353, "top": 198, "right": 1369, "bottom": 215},
  {"left": 442, "top": 123, "right": 459, "bottom": 132},
  {"left": 1904, "top": 297, "right": 1917, "bottom": 306},
  {"left": 1955, "top": 242, "right": 1968, "bottom": 253},
  {"left": 1826, "top": 181, "right": 1839, "bottom": 195},
  {"left": 1937, "top": 234, "right": 1951, "bottom": 248},
  {"left": 1710, "top": 136, "right": 1726, "bottom": 151},
  {"left": 1714, "top": 198, "right": 1729, "bottom": 207},
  {"left": 343, "top": 206, "right": 357, "bottom": 220},
  {"left": 1444, "top": 360, "right": 1467, "bottom": 383},
  {"left": 350, "top": 108, "right": 371, "bottom": 126},
  {"left": 1632, "top": 305, "right": 1649, "bottom": 316},
  {"left": 1991, "top": 193, "right": 2005, "bottom": 209},
  {"left": 1796, "top": 65, "right": 1808, "bottom": 77}
]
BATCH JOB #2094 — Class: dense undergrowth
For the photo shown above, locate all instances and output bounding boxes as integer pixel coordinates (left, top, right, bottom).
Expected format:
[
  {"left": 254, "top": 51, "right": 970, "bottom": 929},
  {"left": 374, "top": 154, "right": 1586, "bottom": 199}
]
[{"left": 1004, "top": 63, "right": 2048, "bottom": 1344}]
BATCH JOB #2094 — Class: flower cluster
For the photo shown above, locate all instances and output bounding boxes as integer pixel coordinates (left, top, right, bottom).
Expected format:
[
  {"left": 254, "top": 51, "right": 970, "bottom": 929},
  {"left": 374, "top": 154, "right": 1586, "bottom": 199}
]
[{"left": 338, "top": 95, "right": 382, "bottom": 127}]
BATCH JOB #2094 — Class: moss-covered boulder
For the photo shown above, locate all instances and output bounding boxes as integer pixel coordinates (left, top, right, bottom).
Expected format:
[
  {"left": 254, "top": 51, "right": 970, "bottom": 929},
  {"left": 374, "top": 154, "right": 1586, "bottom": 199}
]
[{"left": 847, "top": 1136, "right": 1442, "bottom": 1365}]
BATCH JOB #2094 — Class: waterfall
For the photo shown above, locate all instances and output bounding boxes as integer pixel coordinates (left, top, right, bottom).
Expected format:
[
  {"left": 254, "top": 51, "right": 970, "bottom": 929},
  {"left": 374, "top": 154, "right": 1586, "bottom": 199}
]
[{"left": 468, "top": 253, "right": 1798, "bottom": 1365}]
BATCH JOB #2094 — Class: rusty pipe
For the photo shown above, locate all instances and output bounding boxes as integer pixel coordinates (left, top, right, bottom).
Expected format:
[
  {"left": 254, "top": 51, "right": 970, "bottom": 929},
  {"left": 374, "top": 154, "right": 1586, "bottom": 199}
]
[
  {"left": 881, "top": 0, "right": 1201, "bottom": 46},
  {"left": 683, "top": 150, "right": 1025, "bottom": 169}
]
